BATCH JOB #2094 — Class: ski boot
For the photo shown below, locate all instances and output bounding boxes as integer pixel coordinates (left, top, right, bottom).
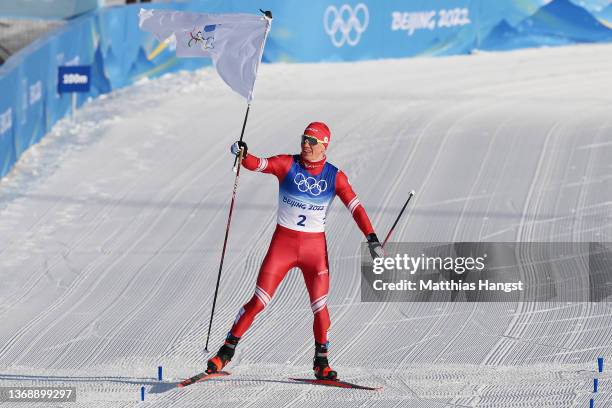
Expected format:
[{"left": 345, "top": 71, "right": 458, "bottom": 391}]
[
  {"left": 313, "top": 342, "right": 337, "bottom": 380},
  {"left": 207, "top": 333, "right": 240, "bottom": 374}
]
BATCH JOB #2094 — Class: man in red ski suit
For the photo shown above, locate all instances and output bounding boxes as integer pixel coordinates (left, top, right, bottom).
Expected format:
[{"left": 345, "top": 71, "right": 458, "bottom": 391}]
[{"left": 207, "top": 122, "right": 384, "bottom": 380}]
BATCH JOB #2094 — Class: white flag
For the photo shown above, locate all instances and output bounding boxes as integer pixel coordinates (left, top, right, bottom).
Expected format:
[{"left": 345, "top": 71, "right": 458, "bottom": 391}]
[{"left": 139, "top": 9, "right": 271, "bottom": 102}]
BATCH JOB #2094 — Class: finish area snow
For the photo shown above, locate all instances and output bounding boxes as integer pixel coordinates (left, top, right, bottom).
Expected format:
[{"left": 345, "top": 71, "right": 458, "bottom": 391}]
[{"left": 1, "top": 44, "right": 612, "bottom": 407}]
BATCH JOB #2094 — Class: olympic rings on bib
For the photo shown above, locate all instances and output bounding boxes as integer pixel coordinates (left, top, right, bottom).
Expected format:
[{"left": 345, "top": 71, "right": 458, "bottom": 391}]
[{"left": 294, "top": 172, "right": 328, "bottom": 196}]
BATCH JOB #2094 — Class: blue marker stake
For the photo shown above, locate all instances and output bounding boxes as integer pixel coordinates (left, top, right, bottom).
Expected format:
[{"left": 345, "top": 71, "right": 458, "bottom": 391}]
[
  {"left": 594, "top": 378, "right": 598, "bottom": 393},
  {"left": 140, "top": 386, "right": 145, "bottom": 401},
  {"left": 158, "top": 366, "right": 163, "bottom": 381},
  {"left": 598, "top": 357, "right": 603, "bottom": 373},
  {"left": 590, "top": 398, "right": 594, "bottom": 408}
]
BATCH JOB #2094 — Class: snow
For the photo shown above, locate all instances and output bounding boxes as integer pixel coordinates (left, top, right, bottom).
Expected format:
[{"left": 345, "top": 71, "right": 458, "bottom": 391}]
[{"left": 0, "top": 43, "right": 611, "bottom": 407}]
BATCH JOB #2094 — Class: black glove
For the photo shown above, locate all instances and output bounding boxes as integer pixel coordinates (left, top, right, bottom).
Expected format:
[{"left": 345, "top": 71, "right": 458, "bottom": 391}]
[
  {"left": 230, "top": 141, "right": 248, "bottom": 157},
  {"left": 366, "top": 233, "right": 384, "bottom": 260}
]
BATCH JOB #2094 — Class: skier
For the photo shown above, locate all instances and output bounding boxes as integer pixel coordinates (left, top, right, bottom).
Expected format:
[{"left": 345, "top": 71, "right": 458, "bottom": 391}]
[{"left": 207, "top": 122, "right": 384, "bottom": 380}]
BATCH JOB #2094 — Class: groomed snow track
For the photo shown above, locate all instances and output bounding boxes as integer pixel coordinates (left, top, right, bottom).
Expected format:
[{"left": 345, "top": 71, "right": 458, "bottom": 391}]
[{"left": 0, "top": 44, "right": 611, "bottom": 407}]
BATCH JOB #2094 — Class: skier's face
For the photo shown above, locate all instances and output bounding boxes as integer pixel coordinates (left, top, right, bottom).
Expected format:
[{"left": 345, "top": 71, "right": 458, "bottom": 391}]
[{"left": 301, "top": 136, "right": 326, "bottom": 161}]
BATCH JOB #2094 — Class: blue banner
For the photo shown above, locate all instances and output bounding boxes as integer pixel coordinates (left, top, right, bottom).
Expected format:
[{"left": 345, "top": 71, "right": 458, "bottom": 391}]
[
  {"left": 0, "top": 69, "right": 17, "bottom": 178},
  {"left": 186, "top": 0, "right": 612, "bottom": 60},
  {"left": 0, "top": 0, "right": 611, "bottom": 179},
  {"left": 0, "top": 3, "right": 209, "bottom": 178}
]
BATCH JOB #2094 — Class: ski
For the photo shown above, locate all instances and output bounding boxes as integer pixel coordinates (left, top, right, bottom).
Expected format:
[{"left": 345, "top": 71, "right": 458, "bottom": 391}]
[
  {"left": 289, "top": 377, "right": 382, "bottom": 391},
  {"left": 177, "top": 371, "right": 230, "bottom": 388}
]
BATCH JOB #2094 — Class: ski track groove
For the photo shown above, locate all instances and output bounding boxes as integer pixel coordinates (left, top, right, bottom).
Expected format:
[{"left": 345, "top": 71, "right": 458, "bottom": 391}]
[
  {"left": 481, "top": 120, "right": 560, "bottom": 367},
  {"left": 480, "top": 106, "right": 608, "bottom": 370},
  {"left": 0, "top": 111, "right": 205, "bottom": 361},
  {"left": 0, "top": 94, "right": 166, "bottom": 277},
  {"left": 0, "top": 88, "right": 246, "bottom": 367},
  {"left": 0, "top": 155, "right": 158, "bottom": 321},
  {"left": 0, "top": 186, "right": 156, "bottom": 365},
  {"left": 3, "top": 144, "right": 203, "bottom": 366},
  {"left": 52, "top": 145, "right": 239, "bottom": 369},
  {"left": 333, "top": 102, "right": 452, "bottom": 366},
  {"left": 430, "top": 107, "right": 516, "bottom": 367}
]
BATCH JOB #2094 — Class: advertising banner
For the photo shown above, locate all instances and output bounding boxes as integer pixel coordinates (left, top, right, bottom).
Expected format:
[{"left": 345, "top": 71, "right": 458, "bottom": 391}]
[{"left": 1, "top": 0, "right": 611, "bottom": 178}]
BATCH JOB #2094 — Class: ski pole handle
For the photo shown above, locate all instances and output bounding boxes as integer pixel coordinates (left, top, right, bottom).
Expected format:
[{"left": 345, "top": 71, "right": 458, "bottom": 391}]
[
  {"left": 232, "top": 152, "right": 239, "bottom": 172},
  {"left": 232, "top": 148, "right": 244, "bottom": 172}
]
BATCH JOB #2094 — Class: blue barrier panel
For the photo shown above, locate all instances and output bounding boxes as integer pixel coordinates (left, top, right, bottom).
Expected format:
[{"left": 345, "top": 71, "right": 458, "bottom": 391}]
[
  {"left": 186, "top": 0, "right": 612, "bottom": 60},
  {"left": 0, "top": 0, "right": 611, "bottom": 179},
  {"left": 0, "top": 69, "right": 17, "bottom": 178},
  {"left": 15, "top": 44, "right": 51, "bottom": 158},
  {"left": 0, "top": 3, "right": 209, "bottom": 178}
]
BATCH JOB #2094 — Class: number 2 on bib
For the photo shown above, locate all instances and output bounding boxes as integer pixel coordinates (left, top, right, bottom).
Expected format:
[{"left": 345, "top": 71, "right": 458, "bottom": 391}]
[{"left": 297, "top": 215, "right": 306, "bottom": 226}]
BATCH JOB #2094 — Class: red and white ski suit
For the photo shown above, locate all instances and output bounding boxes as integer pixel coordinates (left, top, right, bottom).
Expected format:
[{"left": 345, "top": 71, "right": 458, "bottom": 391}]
[{"left": 229, "top": 153, "right": 374, "bottom": 344}]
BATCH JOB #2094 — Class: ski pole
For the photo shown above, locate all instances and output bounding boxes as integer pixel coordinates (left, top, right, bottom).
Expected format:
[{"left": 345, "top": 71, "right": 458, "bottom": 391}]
[
  {"left": 205, "top": 147, "right": 245, "bottom": 352},
  {"left": 205, "top": 146, "right": 248, "bottom": 353},
  {"left": 382, "top": 190, "right": 415, "bottom": 248}
]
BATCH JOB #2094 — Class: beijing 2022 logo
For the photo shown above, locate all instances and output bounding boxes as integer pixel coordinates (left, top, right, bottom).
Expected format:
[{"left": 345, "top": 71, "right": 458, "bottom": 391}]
[
  {"left": 294, "top": 173, "right": 328, "bottom": 196},
  {"left": 323, "top": 3, "right": 369, "bottom": 47}
]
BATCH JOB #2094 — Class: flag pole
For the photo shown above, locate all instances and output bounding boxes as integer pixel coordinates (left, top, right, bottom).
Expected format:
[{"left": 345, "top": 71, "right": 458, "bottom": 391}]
[
  {"left": 205, "top": 11, "right": 272, "bottom": 352},
  {"left": 205, "top": 146, "right": 245, "bottom": 353},
  {"left": 231, "top": 10, "right": 271, "bottom": 170},
  {"left": 232, "top": 104, "right": 251, "bottom": 171}
]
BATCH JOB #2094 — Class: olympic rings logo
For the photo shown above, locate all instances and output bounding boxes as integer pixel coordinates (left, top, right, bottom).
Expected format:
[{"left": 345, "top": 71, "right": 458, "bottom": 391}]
[
  {"left": 323, "top": 3, "right": 369, "bottom": 48},
  {"left": 294, "top": 173, "right": 328, "bottom": 196},
  {"left": 187, "top": 25, "right": 215, "bottom": 51},
  {"left": 188, "top": 30, "right": 215, "bottom": 49}
]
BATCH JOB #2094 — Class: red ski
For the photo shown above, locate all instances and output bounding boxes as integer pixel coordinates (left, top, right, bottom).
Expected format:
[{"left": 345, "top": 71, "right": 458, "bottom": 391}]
[
  {"left": 289, "top": 377, "right": 382, "bottom": 391},
  {"left": 178, "top": 371, "right": 230, "bottom": 388}
]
